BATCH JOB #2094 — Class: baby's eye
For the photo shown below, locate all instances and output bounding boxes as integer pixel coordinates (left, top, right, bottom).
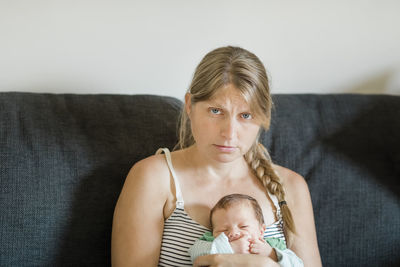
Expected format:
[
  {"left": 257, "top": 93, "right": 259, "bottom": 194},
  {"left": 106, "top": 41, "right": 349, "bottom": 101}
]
[
  {"left": 241, "top": 113, "right": 252, "bottom": 119},
  {"left": 240, "top": 225, "right": 248, "bottom": 229},
  {"left": 210, "top": 108, "right": 222, "bottom": 115}
]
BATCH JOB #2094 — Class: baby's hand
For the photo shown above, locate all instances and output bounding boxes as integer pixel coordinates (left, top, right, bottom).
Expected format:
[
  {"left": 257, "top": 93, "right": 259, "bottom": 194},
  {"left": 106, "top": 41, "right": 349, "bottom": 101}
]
[
  {"left": 229, "top": 234, "right": 251, "bottom": 254},
  {"left": 249, "top": 237, "right": 273, "bottom": 256}
]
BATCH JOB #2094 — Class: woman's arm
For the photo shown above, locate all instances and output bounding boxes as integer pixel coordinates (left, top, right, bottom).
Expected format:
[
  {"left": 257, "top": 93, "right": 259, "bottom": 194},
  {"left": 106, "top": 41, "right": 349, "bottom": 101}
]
[
  {"left": 193, "top": 254, "right": 279, "bottom": 267},
  {"left": 280, "top": 167, "right": 323, "bottom": 267},
  {"left": 111, "top": 156, "right": 170, "bottom": 267}
]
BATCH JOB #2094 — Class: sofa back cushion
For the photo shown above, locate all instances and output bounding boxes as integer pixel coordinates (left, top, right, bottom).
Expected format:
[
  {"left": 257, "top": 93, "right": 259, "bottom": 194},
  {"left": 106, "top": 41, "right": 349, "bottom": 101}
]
[
  {"left": 0, "top": 92, "right": 399, "bottom": 266},
  {"left": 262, "top": 94, "right": 400, "bottom": 266},
  {"left": 0, "top": 93, "right": 181, "bottom": 266}
]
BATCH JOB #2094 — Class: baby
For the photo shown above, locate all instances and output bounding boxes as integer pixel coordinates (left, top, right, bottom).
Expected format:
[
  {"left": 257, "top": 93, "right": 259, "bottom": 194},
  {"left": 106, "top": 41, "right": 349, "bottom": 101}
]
[{"left": 188, "top": 194, "right": 303, "bottom": 266}]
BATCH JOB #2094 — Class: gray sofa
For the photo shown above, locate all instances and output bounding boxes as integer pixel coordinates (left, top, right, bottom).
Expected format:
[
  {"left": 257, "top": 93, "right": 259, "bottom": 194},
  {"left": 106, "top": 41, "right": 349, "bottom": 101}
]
[{"left": 0, "top": 92, "right": 399, "bottom": 266}]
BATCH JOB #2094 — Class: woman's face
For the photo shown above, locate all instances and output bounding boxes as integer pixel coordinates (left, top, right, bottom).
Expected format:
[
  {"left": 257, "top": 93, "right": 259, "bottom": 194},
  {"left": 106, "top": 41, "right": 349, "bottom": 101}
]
[{"left": 186, "top": 84, "right": 261, "bottom": 163}]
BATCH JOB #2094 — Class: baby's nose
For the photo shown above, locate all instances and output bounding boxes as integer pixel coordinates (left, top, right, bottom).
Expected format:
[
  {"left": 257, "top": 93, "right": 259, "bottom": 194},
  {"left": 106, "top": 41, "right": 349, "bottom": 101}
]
[{"left": 227, "top": 230, "right": 240, "bottom": 239}]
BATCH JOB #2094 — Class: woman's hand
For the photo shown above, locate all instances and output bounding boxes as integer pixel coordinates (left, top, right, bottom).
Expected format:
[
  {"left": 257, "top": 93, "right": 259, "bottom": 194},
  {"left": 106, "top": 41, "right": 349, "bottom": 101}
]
[{"left": 193, "top": 253, "right": 279, "bottom": 267}]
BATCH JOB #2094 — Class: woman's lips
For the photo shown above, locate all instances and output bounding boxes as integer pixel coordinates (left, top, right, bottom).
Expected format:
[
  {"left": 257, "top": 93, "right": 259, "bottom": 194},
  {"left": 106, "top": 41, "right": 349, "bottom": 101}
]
[{"left": 214, "top": 144, "right": 237, "bottom": 152}]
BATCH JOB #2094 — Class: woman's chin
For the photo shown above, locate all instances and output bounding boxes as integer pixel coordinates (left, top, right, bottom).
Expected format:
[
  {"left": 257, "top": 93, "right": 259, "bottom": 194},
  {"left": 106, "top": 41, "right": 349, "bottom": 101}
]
[{"left": 211, "top": 152, "right": 243, "bottom": 163}]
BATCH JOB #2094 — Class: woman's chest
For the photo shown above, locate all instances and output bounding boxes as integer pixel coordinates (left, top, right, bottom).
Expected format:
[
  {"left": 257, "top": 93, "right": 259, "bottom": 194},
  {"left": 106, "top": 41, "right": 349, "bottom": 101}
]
[{"left": 179, "top": 177, "right": 278, "bottom": 228}]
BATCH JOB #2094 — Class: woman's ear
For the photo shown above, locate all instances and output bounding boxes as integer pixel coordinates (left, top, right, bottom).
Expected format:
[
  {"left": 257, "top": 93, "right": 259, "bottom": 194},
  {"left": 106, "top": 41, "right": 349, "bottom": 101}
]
[{"left": 184, "top": 93, "right": 192, "bottom": 117}]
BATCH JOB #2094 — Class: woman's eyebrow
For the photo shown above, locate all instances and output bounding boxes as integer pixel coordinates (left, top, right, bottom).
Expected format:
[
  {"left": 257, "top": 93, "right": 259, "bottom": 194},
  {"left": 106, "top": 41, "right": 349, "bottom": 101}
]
[
  {"left": 206, "top": 100, "right": 225, "bottom": 108},
  {"left": 206, "top": 100, "right": 251, "bottom": 113}
]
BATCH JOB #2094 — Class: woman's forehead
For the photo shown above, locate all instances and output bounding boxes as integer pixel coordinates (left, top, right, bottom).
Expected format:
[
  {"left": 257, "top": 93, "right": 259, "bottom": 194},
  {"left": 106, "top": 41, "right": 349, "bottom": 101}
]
[{"left": 207, "top": 85, "right": 251, "bottom": 109}]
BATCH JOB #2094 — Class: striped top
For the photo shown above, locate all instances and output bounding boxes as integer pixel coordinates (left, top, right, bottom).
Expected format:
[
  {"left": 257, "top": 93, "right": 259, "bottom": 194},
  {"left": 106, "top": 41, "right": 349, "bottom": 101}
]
[{"left": 156, "top": 148, "right": 286, "bottom": 267}]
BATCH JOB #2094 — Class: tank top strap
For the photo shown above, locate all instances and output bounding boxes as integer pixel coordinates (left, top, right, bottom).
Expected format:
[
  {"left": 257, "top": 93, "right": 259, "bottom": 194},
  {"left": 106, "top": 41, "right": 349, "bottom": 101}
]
[
  {"left": 267, "top": 191, "right": 282, "bottom": 220},
  {"left": 156, "top": 148, "right": 184, "bottom": 208}
]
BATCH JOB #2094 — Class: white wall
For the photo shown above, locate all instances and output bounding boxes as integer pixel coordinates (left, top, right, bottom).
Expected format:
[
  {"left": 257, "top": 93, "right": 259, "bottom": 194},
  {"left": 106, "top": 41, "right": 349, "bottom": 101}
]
[{"left": 1, "top": 0, "right": 399, "bottom": 99}]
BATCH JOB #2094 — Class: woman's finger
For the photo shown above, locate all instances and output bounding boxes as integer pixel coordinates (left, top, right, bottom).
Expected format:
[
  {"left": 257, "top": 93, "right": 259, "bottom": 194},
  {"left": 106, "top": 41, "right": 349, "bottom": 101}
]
[{"left": 193, "top": 254, "right": 217, "bottom": 267}]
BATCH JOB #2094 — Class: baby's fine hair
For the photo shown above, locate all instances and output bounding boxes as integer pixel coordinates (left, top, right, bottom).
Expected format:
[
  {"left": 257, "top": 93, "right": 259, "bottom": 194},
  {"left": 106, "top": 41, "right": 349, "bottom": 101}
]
[{"left": 210, "top": 193, "right": 265, "bottom": 228}]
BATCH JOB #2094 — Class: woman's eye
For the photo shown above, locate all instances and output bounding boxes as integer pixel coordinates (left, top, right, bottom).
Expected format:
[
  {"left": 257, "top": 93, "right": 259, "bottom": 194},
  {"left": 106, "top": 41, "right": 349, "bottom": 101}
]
[
  {"left": 241, "top": 113, "right": 252, "bottom": 119},
  {"left": 210, "top": 108, "right": 221, "bottom": 114}
]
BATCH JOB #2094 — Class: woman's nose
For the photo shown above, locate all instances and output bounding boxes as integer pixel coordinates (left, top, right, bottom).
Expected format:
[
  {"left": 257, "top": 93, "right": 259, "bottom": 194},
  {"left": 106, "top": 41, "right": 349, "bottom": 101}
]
[{"left": 220, "top": 117, "right": 236, "bottom": 140}]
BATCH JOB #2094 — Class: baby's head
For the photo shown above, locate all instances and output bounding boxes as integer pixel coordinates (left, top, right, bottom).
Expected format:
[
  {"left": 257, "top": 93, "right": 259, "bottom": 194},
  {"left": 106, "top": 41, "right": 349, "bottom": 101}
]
[{"left": 210, "top": 194, "right": 266, "bottom": 242}]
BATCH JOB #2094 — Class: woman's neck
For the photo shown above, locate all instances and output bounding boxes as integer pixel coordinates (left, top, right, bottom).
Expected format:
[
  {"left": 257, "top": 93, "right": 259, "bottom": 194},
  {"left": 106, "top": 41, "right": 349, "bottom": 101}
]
[{"left": 181, "top": 145, "right": 250, "bottom": 181}]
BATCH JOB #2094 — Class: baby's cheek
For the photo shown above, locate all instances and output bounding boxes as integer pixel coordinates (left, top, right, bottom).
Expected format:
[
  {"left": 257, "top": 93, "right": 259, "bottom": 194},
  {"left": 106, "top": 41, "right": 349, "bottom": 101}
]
[
  {"left": 248, "top": 232, "right": 263, "bottom": 243},
  {"left": 212, "top": 232, "right": 220, "bottom": 239}
]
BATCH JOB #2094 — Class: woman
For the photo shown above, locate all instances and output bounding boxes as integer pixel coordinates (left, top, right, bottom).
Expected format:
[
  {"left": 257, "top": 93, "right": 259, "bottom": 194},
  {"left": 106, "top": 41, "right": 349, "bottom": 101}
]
[{"left": 111, "top": 46, "right": 322, "bottom": 266}]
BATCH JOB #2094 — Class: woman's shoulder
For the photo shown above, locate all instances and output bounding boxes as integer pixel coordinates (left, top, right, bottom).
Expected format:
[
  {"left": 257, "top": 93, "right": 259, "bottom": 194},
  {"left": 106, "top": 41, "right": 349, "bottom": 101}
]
[
  {"left": 123, "top": 153, "right": 173, "bottom": 193},
  {"left": 271, "top": 164, "right": 310, "bottom": 202},
  {"left": 129, "top": 153, "right": 170, "bottom": 179},
  {"left": 272, "top": 164, "right": 304, "bottom": 184}
]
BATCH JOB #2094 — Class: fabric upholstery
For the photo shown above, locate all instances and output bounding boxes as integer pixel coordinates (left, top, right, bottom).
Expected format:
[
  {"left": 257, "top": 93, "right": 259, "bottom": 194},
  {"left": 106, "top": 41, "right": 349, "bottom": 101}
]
[
  {"left": 262, "top": 94, "right": 400, "bottom": 266},
  {"left": 0, "top": 93, "right": 181, "bottom": 266},
  {"left": 0, "top": 92, "right": 399, "bottom": 266}
]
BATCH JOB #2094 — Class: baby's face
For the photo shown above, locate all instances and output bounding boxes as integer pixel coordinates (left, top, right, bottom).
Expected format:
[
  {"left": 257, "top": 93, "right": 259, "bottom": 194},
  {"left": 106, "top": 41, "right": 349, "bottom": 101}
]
[{"left": 211, "top": 203, "right": 265, "bottom": 242}]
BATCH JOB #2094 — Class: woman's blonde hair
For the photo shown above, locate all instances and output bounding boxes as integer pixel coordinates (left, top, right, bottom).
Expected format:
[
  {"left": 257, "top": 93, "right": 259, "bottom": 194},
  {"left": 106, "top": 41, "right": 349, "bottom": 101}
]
[{"left": 175, "top": 46, "right": 296, "bottom": 237}]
